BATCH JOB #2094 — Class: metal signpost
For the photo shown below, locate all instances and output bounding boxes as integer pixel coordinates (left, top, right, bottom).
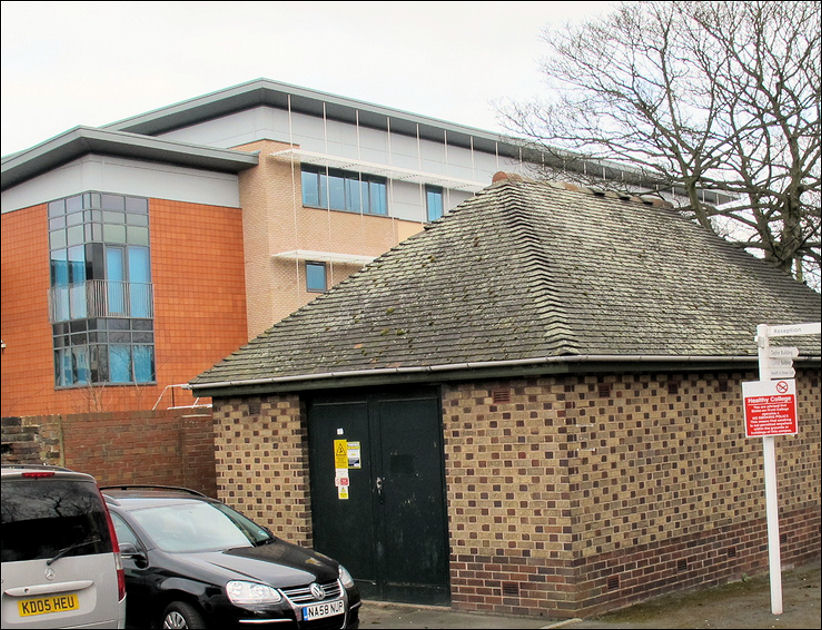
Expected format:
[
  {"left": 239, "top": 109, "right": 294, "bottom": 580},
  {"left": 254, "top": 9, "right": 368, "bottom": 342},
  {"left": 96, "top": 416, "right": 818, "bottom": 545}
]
[{"left": 746, "top": 321, "right": 821, "bottom": 616}]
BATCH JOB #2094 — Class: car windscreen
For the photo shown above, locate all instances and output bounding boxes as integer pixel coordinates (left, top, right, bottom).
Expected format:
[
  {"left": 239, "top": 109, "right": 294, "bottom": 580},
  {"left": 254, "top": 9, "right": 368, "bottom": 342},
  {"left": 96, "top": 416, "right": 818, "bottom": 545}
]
[
  {"left": 128, "top": 501, "right": 272, "bottom": 553},
  {"left": 1, "top": 478, "right": 113, "bottom": 562}
]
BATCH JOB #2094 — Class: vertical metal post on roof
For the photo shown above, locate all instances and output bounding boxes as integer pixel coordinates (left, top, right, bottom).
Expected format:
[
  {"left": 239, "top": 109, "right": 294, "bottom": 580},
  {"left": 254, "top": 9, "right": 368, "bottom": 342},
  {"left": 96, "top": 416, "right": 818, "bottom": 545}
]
[
  {"left": 470, "top": 135, "right": 476, "bottom": 182},
  {"left": 288, "top": 94, "right": 300, "bottom": 301},
  {"left": 416, "top": 123, "right": 425, "bottom": 220},
  {"left": 443, "top": 129, "right": 450, "bottom": 211},
  {"left": 387, "top": 116, "right": 397, "bottom": 236}
]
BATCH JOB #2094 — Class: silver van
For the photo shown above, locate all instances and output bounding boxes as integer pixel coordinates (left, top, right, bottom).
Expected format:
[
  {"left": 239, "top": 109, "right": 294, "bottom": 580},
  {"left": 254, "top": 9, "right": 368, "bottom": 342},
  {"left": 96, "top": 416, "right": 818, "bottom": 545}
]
[{"left": 1, "top": 465, "right": 126, "bottom": 628}]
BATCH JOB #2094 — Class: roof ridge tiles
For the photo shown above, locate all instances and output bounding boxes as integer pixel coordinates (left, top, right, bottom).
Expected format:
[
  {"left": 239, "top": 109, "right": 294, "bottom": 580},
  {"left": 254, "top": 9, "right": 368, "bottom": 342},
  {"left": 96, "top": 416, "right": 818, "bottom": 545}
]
[
  {"left": 492, "top": 186, "right": 580, "bottom": 355},
  {"left": 490, "top": 171, "right": 673, "bottom": 208}
]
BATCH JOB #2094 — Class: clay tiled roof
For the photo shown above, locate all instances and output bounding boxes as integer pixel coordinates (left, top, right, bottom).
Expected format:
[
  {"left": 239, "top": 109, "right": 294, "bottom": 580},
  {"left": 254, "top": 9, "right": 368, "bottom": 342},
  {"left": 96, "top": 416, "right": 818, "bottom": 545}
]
[{"left": 192, "top": 176, "right": 820, "bottom": 392}]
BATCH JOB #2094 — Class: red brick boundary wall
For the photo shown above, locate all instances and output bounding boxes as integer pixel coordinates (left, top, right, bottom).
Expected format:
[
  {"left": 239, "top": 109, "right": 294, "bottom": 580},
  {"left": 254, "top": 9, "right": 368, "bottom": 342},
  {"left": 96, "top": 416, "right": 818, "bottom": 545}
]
[{"left": 1, "top": 409, "right": 216, "bottom": 497}]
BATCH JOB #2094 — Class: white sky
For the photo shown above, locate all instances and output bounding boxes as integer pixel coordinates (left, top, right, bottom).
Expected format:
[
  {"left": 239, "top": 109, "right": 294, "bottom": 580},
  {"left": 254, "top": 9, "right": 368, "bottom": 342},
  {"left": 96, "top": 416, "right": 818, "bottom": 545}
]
[{"left": 1, "top": 0, "right": 617, "bottom": 156}]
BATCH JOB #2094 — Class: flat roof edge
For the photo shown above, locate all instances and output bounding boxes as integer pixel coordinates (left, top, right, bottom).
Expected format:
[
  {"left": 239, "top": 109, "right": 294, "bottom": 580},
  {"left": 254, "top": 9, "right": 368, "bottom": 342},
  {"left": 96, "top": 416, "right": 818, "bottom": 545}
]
[{"left": 1, "top": 127, "right": 258, "bottom": 190}]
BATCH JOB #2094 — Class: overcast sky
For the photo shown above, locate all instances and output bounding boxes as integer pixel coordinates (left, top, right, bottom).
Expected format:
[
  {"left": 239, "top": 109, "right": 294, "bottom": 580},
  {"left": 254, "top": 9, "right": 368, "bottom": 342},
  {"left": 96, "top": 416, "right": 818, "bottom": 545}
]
[{"left": 1, "top": 1, "right": 617, "bottom": 156}]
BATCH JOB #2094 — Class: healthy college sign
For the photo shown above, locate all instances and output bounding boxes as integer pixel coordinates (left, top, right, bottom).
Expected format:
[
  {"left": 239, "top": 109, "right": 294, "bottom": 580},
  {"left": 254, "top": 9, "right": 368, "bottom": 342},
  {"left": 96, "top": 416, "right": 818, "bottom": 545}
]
[
  {"left": 741, "top": 379, "right": 798, "bottom": 437},
  {"left": 750, "top": 321, "right": 820, "bottom": 617}
]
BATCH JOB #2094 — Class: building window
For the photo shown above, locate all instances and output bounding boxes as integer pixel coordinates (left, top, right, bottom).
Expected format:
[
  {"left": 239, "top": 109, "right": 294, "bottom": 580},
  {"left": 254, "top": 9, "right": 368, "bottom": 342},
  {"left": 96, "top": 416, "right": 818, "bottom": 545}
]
[
  {"left": 301, "top": 166, "right": 387, "bottom": 216},
  {"left": 48, "top": 192, "right": 155, "bottom": 387},
  {"left": 306, "top": 262, "right": 327, "bottom": 293},
  {"left": 426, "top": 186, "right": 444, "bottom": 222},
  {"left": 52, "top": 319, "right": 155, "bottom": 387}
]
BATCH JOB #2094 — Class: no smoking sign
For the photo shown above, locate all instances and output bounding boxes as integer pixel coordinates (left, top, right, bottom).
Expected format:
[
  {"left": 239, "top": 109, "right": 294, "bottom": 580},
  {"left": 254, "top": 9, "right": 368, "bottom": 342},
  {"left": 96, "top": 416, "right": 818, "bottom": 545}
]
[{"left": 741, "top": 379, "right": 798, "bottom": 438}]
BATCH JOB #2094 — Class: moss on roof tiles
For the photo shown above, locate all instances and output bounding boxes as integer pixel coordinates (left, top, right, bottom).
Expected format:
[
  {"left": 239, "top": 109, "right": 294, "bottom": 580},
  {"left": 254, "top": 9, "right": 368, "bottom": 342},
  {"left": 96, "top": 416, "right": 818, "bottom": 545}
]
[{"left": 192, "top": 178, "right": 821, "bottom": 387}]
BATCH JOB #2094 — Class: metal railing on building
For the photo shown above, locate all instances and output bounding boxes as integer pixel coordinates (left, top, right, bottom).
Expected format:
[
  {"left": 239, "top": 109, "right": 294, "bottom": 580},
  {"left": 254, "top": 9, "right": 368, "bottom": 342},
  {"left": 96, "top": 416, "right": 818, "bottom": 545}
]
[{"left": 48, "top": 280, "right": 154, "bottom": 322}]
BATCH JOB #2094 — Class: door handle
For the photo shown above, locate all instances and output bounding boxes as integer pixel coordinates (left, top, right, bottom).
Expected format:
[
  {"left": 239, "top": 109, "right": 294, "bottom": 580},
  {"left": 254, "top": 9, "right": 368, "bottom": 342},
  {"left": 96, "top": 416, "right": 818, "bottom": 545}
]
[{"left": 375, "top": 476, "right": 384, "bottom": 503}]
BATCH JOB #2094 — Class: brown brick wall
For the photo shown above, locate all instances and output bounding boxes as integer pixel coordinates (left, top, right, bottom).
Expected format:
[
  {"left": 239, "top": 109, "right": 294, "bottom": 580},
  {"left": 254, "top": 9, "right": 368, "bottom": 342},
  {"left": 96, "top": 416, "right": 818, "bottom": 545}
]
[
  {"left": 209, "top": 368, "right": 820, "bottom": 617},
  {"left": 1, "top": 410, "right": 217, "bottom": 497}
]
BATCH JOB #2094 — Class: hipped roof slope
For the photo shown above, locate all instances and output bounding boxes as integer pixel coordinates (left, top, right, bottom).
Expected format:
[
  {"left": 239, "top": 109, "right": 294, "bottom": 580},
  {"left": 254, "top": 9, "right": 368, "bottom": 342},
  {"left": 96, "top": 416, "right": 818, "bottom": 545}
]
[{"left": 192, "top": 176, "right": 820, "bottom": 393}]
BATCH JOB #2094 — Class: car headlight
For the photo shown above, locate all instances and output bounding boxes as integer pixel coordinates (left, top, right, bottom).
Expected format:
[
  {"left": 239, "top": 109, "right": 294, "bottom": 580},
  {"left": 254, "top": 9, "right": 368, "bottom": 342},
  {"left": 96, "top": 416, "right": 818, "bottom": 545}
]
[
  {"left": 338, "top": 565, "right": 355, "bottom": 588},
  {"left": 226, "top": 580, "right": 283, "bottom": 605}
]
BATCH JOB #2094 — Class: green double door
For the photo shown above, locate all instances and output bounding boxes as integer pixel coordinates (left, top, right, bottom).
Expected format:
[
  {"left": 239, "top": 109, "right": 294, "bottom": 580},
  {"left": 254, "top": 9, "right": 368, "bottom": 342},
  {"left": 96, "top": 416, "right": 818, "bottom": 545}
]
[{"left": 307, "top": 390, "right": 449, "bottom": 605}]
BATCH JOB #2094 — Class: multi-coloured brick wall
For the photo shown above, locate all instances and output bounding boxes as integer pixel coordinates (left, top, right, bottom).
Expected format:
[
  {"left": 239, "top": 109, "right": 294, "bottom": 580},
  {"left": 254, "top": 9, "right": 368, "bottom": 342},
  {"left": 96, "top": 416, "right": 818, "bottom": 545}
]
[
  {"left": 443, "top": 368, "right": 821, "bottom": 618},
  {"left": 0, "top": 197, "right": 248, "bottom": 416},
  {"left": 210, "top": 367, "right": 820, "bottom": 618},
  {"left": 212, "top": 394, "right": 312, "bottom": 545}
]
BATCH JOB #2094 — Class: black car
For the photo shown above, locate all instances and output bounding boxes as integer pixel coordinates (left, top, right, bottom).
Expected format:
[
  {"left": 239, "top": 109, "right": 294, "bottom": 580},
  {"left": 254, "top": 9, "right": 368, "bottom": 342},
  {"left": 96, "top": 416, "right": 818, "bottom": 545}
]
[{"left": 101, "top": 486, "right": 360, "bottom": 629}]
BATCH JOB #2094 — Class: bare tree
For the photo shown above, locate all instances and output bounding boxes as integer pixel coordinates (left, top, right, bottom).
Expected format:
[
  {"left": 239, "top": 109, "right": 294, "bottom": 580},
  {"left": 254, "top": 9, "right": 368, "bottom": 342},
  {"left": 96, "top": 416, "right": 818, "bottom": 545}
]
[{"left": 501, "top": 1, "right": 820, "bottom": 289}]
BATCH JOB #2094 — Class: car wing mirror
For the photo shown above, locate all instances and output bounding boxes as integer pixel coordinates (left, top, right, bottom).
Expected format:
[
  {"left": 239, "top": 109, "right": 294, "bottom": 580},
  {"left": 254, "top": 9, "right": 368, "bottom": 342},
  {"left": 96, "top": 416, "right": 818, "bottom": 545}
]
[{"left": 119, "top": 542, "right": 148, "bottom": 566}]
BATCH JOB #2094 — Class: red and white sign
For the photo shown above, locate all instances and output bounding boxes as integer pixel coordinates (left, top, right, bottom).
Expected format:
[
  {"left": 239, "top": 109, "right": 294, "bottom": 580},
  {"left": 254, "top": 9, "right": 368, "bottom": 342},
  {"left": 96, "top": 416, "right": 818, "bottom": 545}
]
[{"left": 742, "top": 379, "right": 798, "bottom": 437}]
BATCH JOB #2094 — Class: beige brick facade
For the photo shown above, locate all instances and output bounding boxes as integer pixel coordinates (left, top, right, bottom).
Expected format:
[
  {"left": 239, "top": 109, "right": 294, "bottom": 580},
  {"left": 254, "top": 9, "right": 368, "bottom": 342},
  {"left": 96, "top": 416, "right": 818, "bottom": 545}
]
[
  {"left": 234, "top": 140, "right": 426, "bottom": 339},
  {"left": 212, "top": 367, "right": 821, "bottom": 618}
]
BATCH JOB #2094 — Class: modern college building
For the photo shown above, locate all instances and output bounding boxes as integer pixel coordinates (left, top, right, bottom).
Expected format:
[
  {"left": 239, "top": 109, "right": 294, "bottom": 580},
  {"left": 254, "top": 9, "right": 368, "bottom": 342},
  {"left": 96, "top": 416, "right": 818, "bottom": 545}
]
[{"left": 2, "top": 78, "right": 701, "bottom": 417}]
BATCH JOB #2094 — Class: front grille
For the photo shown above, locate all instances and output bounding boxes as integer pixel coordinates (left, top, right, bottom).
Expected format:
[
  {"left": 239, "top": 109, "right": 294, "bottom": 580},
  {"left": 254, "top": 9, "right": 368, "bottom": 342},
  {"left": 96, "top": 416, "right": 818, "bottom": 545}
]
[{"left": 282, "top": 580, "right": 342, "bottom": 605}]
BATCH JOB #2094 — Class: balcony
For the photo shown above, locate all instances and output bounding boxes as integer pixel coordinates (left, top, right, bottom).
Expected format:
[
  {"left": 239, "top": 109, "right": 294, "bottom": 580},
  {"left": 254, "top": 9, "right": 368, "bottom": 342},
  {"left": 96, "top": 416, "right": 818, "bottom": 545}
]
[{"left": 49, "top": 280, "right": 154, "bottom": 322}]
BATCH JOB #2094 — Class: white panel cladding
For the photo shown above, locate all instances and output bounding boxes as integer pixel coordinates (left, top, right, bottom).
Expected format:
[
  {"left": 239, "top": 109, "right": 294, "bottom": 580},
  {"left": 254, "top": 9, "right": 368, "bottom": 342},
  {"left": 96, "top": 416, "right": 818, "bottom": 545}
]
[
  {"left": 155, "top": 106, "right": 526, "bottom": 213},
  {"left": 1, "top": 155, "right": 240, "bottom": 213}
]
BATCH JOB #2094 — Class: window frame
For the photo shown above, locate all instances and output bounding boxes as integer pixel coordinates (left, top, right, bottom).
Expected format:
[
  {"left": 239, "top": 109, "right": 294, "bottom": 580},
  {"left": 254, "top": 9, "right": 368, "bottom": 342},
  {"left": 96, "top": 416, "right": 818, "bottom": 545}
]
[
  {"left": 48, "top": 192, "right": 156, "bottom": 389},
  {"left": 305, "top": 261, "right": 327, "bottom": 293},
  {"left": 301, "top": 165, "right": 388, "bottom": 216},
  {"left": 425, "top": 185, "right": 444, "bottom": 222}
]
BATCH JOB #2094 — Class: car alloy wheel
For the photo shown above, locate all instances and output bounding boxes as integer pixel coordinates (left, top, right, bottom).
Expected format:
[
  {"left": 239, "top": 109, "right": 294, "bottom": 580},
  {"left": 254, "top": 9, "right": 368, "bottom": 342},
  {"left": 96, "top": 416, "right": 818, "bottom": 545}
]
[{"left": 162, "top": 601, "right": 205, "bottom": 629}]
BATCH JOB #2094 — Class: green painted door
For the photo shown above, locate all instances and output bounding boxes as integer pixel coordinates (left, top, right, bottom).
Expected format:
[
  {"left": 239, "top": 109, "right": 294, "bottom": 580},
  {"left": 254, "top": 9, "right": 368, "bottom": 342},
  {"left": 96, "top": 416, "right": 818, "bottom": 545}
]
[{"left": 308, "top": 391, "right": 449, "bottom": 605}]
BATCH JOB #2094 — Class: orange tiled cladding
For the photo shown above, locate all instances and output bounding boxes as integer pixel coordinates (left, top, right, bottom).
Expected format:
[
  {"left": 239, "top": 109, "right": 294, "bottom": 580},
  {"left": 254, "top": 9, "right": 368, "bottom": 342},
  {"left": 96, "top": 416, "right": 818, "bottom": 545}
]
[
  {"left": 1, "top": 204, "right": 54, "bottom": 416},
  {"left": 0, "top": 199, "right": 248, "bottom": 416}
]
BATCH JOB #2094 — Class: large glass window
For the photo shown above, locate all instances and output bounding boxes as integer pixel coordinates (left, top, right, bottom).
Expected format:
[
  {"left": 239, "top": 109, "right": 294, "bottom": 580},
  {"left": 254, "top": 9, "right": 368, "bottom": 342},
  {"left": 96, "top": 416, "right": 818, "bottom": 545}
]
[
  {"left": 48, "top": 192, "right": 155, "bottom": 387},
  {"left": 301, "top": 166, "right": 387, "bottom": 216},
  {"left": 52, "top": 318, "right": 155, "bottom": 387}
]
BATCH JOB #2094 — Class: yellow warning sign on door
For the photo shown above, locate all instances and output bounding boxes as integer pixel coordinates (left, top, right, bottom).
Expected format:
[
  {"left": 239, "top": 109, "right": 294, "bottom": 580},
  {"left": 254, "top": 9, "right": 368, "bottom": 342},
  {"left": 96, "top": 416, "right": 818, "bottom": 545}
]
[{"left": 334, "top": 439, "right": 348, "bottom": 469}]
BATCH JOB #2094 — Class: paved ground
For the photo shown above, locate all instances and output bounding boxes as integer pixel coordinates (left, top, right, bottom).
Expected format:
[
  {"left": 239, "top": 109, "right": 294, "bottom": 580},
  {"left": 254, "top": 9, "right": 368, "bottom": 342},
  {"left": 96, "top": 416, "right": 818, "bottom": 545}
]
[{"left": 359, "top": 558, "right": 820, "bottom": 629}]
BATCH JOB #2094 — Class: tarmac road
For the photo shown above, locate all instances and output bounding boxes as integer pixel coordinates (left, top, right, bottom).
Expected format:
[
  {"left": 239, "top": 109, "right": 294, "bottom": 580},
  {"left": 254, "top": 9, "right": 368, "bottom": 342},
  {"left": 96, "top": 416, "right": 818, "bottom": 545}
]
[{"left": 359, "top": 557, "right": 821, "bottom": 629}]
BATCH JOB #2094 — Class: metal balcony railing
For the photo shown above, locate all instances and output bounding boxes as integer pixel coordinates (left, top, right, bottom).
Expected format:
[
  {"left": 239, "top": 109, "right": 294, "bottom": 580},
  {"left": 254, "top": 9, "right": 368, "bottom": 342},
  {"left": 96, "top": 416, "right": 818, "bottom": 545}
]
[{"left": 49, "top": 280, "right": 154, "bottom": 322}]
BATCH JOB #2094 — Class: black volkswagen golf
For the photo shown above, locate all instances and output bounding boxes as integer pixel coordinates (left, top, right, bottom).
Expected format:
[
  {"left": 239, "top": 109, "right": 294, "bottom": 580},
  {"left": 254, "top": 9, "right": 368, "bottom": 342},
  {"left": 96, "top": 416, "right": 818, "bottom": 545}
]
[{"left": 101, "top": 486, "right": 360, "bottom": 629}]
